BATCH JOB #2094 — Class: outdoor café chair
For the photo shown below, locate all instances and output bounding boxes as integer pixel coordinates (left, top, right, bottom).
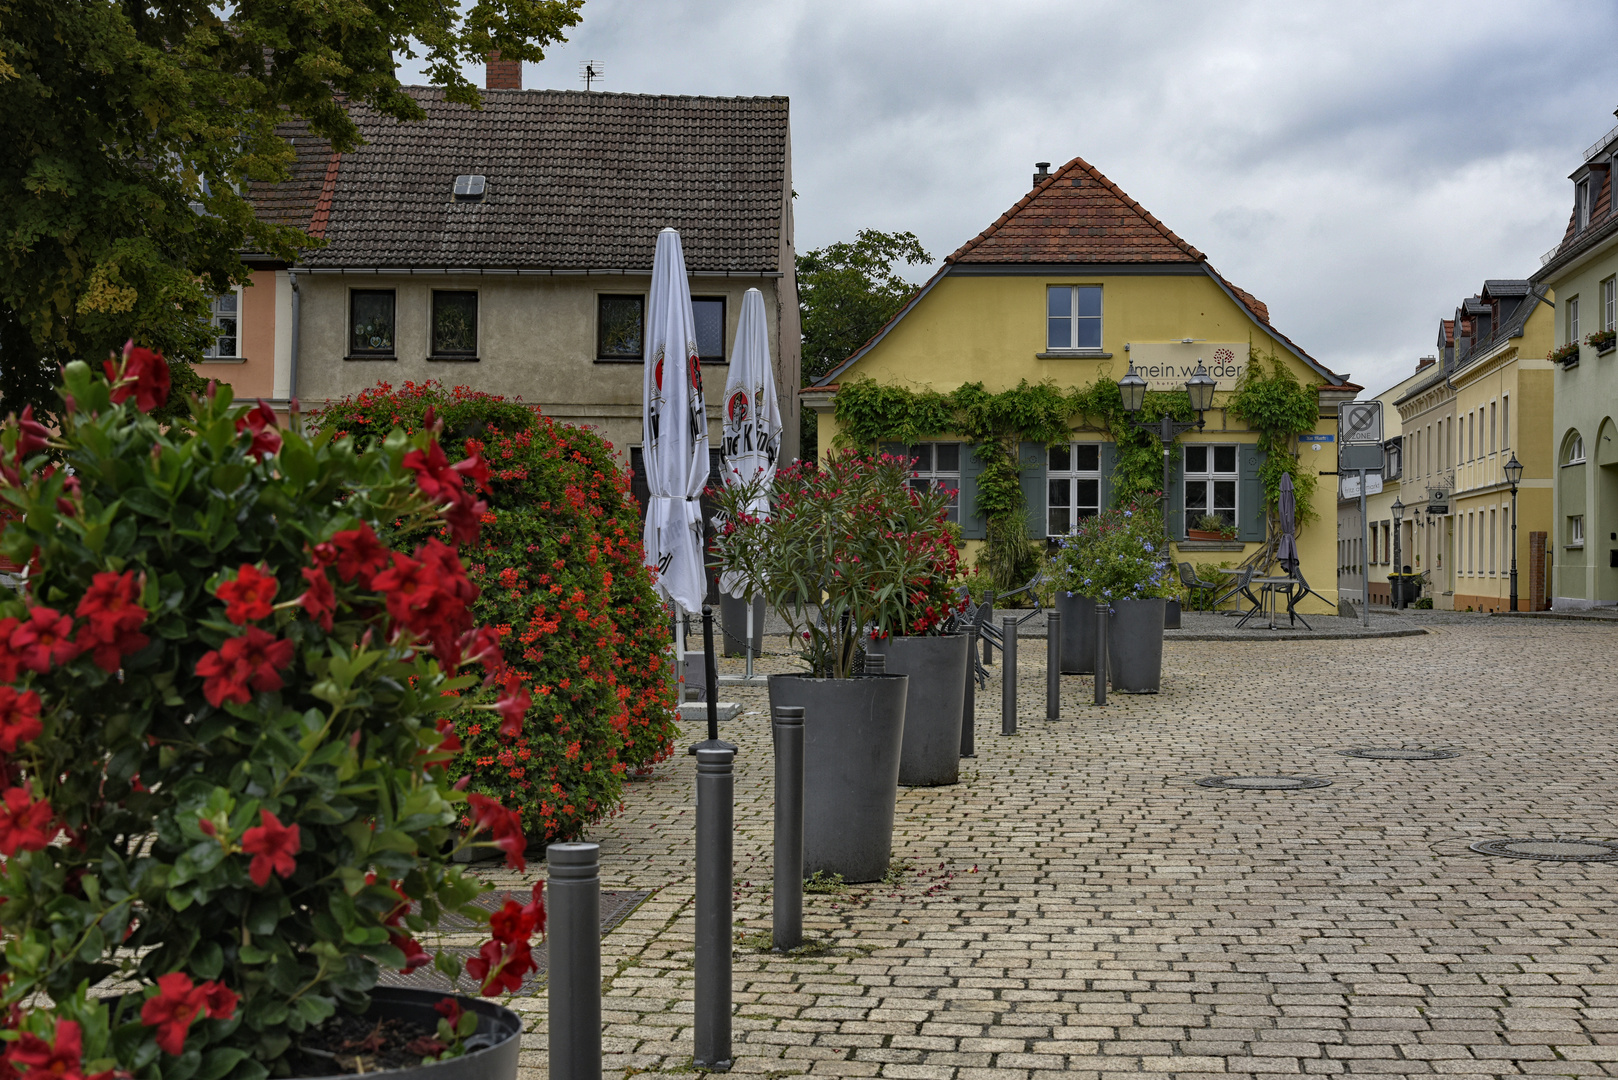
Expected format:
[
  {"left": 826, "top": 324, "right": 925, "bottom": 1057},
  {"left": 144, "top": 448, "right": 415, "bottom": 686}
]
[
  {"left": 1212, "top": 563, "right": 1261, "bottom": 614},
  {"left": 1177, "top": 562, "right": 1221, "bottom": 608}
]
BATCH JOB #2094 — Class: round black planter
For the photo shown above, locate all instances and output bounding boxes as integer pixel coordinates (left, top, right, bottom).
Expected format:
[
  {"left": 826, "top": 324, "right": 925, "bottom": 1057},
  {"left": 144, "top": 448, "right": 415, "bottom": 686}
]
[
  {"left": 1108, "top": 598, "right": 1166, "bottom": 694},
  {"left": 886, "top": 634, "right": 968, "bottom": 787},
  {"left": 768, "top": 673, "right": 907, "bottom": 883},
  {"left": 302, "top": 989, "right": 522, "bottom": 1080},
  {"left": 719, "top": 593, "right": 765, "bottom": 657},
  {"left": 1054, "top": 591, "right": 1099, "bottom": 674}
]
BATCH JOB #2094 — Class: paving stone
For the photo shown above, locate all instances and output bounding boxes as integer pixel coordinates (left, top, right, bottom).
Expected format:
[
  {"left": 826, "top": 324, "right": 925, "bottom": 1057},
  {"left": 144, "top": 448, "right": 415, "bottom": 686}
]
[{"left": 484, "top": 622, "right": 1618, "bottom": 1078}]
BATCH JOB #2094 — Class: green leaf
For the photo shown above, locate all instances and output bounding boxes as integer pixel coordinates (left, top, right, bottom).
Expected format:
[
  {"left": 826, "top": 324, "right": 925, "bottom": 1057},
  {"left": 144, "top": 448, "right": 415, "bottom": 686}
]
[{"left": 196, "top": 1048, "right": 249, "bottom": 1080}]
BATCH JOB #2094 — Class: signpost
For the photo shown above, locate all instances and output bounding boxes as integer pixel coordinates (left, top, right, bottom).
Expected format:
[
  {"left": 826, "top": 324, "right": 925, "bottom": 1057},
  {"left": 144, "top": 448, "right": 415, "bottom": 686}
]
[{"left": 1340, "top": 402, "right": 1384, "bottom": 628}]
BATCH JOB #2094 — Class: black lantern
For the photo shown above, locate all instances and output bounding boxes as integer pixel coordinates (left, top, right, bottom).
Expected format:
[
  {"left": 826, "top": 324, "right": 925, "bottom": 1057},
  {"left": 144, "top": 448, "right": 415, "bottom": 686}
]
[
  {"left": 1184, "top": 361, "right": 1217, "bottom": 415},
  {"left": 1391, "top": 496, "right": 1404, "bottom": 524},
  {"left": 1118, "top": 365, "right": 1147, "bottom": 414},
  {"left": 1504, "top": 452, "right": 1524, "bottom": 488}
]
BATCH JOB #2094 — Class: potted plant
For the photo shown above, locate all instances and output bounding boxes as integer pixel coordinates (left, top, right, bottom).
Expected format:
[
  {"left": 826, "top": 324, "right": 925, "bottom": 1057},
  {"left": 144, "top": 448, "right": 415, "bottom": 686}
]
[
  {"left": 1186, "top": 514, "right": 1238, "bottom": 542},
  {"left": 0, "top": 347, "right": 544, "bottom": 1080},
  {"left": 1549, "top": 341, "right": 1582, "bottom": 366},
  {"left": 710, "top": 451, "right": 960, "bottom": 880},
  {"left": 1586, "top": 328, "right": 1617, "bottom": 356},
  {"left": 1052, "top": 501, "right": 1176, "bottom": 693}
]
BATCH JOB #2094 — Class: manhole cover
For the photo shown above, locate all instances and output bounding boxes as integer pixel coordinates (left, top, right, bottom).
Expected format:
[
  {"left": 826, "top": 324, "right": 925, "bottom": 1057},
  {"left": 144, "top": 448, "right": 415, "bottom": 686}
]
[
  {"left": 1339, "top": 747, "right": 1460, "bottom": 761},
  {"left": 1469, "top": 838, "right": 1618, "bottom": 862},
  {"left": 1195, "top": 776, "right": 1331, "bottom": 790}
]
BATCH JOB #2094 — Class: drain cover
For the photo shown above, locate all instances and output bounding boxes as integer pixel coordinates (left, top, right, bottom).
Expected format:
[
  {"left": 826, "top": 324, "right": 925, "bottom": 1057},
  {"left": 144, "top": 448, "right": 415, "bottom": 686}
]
[
  {"left": 1195, "top": 776, "right": 1331, "bottom": 790},
  {"left": 1339, "top": 747, "right": 1460, "bottom": 761},
  {"left": 1469, "top": 838, "right": 1618, "bottom": 862}
]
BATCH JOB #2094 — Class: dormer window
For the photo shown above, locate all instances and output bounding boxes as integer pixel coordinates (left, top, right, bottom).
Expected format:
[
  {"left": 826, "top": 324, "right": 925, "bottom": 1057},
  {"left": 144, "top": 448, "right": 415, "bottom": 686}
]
[
  {"left": 1575, "top": 179, "right": 1590, "bottom": 231},
  {"left": 454, "top": 174, "right": 487, "bottom": 202}
]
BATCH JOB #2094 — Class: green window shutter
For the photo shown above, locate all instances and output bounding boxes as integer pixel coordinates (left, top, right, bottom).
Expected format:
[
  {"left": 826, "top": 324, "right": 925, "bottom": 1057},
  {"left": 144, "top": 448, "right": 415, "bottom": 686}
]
[
  {"left": 1100, "top": 441, "right": 1118, "bottom": 509},
  {"left": 1167, "top": 444, "right": 1185, "bottom": 539},
  {"left": 1238, "top": 445, "right": 1267, "bottom": 542},
  {"left": 959, "top": 443, "right": 986, "bottom": 540},
  {"left": 1019, "top": 441, "right": 1047, "bottom": 539}
]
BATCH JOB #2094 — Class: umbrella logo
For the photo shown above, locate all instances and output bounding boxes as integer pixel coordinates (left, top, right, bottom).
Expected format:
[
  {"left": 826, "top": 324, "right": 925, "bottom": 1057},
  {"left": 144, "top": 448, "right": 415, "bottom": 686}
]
[
  {"left": 727, "top": 391, "right": 750, "bottom": 426},
  {"left": 688, "top": 350, "right": 703, "bottom": 392}
]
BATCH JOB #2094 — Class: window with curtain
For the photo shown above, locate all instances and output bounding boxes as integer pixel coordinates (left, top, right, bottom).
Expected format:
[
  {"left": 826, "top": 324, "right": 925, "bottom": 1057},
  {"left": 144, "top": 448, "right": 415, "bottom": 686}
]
[
  {"left": 203, "top": 290, "right": 241, "bottom": 359},
  {"left": 1046, "top": 443, "right": 1102, "bottom": 535},
  {"left": 431, "top": 291, "right": 478, "bottom": 357},
  {"left": 597, "top": 294, "right": 645, "bottom": 360},
  {"left": 691, "top": 296, "right": 726, "bottom": 361},
  {"left": 349, "top": 290, "right": 396, "bottom": 356}
]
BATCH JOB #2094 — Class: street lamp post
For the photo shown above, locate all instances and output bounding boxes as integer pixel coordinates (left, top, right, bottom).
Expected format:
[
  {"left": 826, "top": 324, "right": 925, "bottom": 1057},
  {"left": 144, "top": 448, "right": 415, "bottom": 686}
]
[
  {"left": 1391, "top": 497, "right": 1404, "bottom": 610},
  {"left": 1118, "top": 362, "right": 1217, "bottom": 534},
  {"left": 1504, "top": 452, "right": 1523, "bottom": 612}
]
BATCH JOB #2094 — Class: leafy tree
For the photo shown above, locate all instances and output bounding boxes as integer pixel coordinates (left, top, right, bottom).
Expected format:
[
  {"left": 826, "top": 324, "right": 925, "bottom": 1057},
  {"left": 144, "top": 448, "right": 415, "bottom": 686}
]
[
  {"left": 0, "top": 0, "right": 583, "bottom": 421},
  {"left": 798, "top": 229, "right": 932, "bottom": 385}
]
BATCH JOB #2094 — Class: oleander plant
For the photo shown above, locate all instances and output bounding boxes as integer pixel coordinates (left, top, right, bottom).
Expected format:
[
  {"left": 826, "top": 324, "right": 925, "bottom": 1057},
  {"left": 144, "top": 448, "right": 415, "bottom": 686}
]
[{"left": 0, "top": 348, "right": 545, "bottom": 1080}]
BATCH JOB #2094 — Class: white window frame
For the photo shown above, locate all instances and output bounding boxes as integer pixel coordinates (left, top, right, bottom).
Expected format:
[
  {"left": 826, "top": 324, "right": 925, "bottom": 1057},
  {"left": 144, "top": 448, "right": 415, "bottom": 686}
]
[
  {"left": 1565, "top": 434, "right": 1586, "bottom": 465},
  {"left": 202, "top": 287, "right": 243, "bottom": 361},
  {"left": 1569, "top": 515, "right": 1585, "bottom": 548},
  {"left": 1046, "top": 442, "right": 1103, "bottom": 536},
  {"left": 1602, "top": 276, "right": 1616, "bottom": 332},
  {"left": 1576, "top": 180, "right": 1590, "bottom": 231},
  {"left": 1183, "top": 444, "right": 1239, "bottom": 531},
  {"left": 905, "top": 443, "right": 961, "bottom": 524},
  {"left": 1045, "top": 285, "right": 1102, "bottom": 352},
  {"left": 1568, "top": 296, "right": 1580, "bottom": 344}
]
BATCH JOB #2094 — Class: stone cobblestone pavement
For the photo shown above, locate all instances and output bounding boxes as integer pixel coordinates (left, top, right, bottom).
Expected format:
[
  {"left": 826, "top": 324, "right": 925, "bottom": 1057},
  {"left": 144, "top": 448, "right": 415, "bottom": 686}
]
[{"left": 485, "top": 618, "right": 1618, "bottom": 1079}]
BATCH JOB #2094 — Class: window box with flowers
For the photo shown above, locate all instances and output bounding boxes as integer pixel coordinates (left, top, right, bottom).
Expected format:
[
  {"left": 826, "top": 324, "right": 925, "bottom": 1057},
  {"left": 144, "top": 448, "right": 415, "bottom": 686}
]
[
  {"left": 0, "top": 347, "right": 546, "bottom": 1080},
  {"left": 1549, "top": 341, "right": 1583, "bottom": 366},
  {"left": 1587, "top": 329, "right": 1617, "bottom": 356}
]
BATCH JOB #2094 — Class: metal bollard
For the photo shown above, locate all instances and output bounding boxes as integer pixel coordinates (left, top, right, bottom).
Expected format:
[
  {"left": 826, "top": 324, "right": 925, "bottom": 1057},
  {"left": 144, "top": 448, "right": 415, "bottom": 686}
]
[
  {"left": 547, "top": 842, "right": 602, "bottom": 1080},
  {"left": 1045, "top": 608, "right": 1061, "bottom": 721},
  {"left": 1000, "top": 615, "right": 1017, "bottom": 735},
  {"left": 702, "top": 605, "right": 720, "bottom": 744},
  {"left": 1094, "top": 601, "right": 1108, "bottom": 706},
  {"left": 960, "top": 622, "right": 977, "bottom": 758},
  {"left": 772, "top": 706, "right": 804, "bottom": 952},
  {"left": 693, "top": 746, "right": 734, "bottom": 1071},
  {"left": 863, "top": 652, "right": 885, "bottom": 675}
]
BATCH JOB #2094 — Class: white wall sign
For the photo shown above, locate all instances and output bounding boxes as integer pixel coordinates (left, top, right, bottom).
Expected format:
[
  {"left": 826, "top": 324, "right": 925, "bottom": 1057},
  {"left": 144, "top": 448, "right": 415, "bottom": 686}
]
[
  {"left": 1340, "top": 473, "right": 1384, "bottom": 500},
  {"left": 1125, "top": 343, "right": 1248, "bottom": 391}
]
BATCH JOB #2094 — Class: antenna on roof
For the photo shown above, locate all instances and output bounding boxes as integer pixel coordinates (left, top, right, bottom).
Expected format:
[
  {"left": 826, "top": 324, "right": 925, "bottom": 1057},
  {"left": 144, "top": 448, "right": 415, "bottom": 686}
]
[{"left": 579, "top": 60, "right": 603, "bottom": 90}]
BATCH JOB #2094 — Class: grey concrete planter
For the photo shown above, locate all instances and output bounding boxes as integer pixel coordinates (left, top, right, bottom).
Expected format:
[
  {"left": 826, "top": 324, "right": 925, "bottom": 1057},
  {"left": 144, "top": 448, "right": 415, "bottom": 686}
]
[
  {"left": 768, "top": 673, "right": 908, "bottom": 882},
  {"left": 1164, "top": 598, "right": 1182, "bottom": 630},
  {"left": 719, "top": 593, "right": 764, "bottom": 657},
  {"left": 1054, "top": 590, "right": 1100, "bottom": 674},
  {"left": 301, "top": 989, "right": 521, "bottom": 1080},
  {"left": 886, "top": 634, "right": 968, "bottom": 787},
  {"left": 1108, "top": 598, "right": 1166, "bottom": 694}
]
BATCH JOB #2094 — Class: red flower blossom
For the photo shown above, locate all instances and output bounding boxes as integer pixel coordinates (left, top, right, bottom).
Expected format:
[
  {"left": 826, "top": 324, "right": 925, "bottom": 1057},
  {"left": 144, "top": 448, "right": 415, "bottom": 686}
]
[
  {"left": 240, "top": 808, "right": 299, "bottom": 886},
  {"left": 10, "top": 607, "right": 80, "bottom": 672},
  {"left": 14, "top": 405, "right": 49, "bottom": 461},
  {"left": 6, "top": 1018, "right": 86, "bottom": 1080},
  {"left": 140, "top": 972, "right": 237, "bottom": 1056},
  {"left": 433, "top": 997, "right": 464, "bottom": 1028},
  {"left": 390, "top": 932, "right": 432, "bottom": 973},
  {"left": 330, "top": 523, "right": 389, "bottom": 584},
  {"left": 402, "top": 440, "right": 459, "bottom": 502},
  {"left": 494, "top": 674, "right": 531, "bottom": 739},
  {"left": 234, "top": 400, "right": 282, "bottom": 461},
  {"left": 464, "top": 938, "right": 535, "bottom": 996},
  {"left": 0, "top": 786, "right": 53, "bottom": 856},
  {"left": 296, "top": 566, "right": 336, "bottom": 631},
  {"left": 215, "top": 564, "right": 278, "bottom": 625},
  {"left": 0, "top": 687, "right": 42, "bottom": 752},
  {"left": 105, "top": 341, "right": 171, "bottom": 414},
  {"left": 195, "top": 627, "right": 295, "bottom": 707},
  {"left": 73, "top": 570, "right": 149, "bottom": 671},
  {"left": 433, "top": 716, "right": 461, "bottom": 754},
  {"left": 467, "top": 792, "right": 526, "bottom": 871}
]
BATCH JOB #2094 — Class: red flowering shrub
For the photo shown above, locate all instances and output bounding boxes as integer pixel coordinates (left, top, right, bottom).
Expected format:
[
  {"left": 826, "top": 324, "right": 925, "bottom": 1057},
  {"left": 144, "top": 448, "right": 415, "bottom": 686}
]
[
  {"left": 0, "top": 353, "right": 545, "bottom": 1078},
  {"left": 315, "top": 382, "right": 678, "bottom": 844}
]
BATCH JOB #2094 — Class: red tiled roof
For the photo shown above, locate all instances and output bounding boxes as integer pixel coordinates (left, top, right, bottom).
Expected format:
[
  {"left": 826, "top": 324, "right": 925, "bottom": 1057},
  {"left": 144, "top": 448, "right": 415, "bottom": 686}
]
[
  {"left": 246, "top": 123, "right": 333, "bottom": 233},
  {"left": 948, "top": 156, "right": 1204, "bottom": 265}
]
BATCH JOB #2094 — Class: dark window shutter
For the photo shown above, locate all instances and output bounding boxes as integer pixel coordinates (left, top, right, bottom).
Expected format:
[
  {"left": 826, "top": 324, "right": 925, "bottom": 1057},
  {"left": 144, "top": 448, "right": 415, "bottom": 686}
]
[
  {"left": 1167, "top": 444, "right": 1185, "bottom": 540},
  {"left": 1019, "top": 441, "right": 1047, "bottom": 539},
  {"left": 878, "top": 441, "right": 906, "bottom": 461},
  {"left": 1100, "top": 441, "right": 1118, "bottom": 510},
  {"left": 1239, "top": 445, "right": 1267, "bottom": 542},
  {"left": 959, "top": 443, "right": 986, "bottom": 540}
]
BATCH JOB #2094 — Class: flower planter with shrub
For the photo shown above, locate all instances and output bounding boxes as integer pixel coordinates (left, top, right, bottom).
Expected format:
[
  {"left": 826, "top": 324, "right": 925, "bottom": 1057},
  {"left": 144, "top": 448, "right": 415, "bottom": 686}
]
[
  {"left": 711, "top": 452, "right": 967, "bottom": 878},
  {"left": 316, "top": 382, "right": 680, "bottom": 843},
  {"left": 1052, "top": 501, "right": 1176, "bottom": 693},
  {"left": 0, "top": 349, "right": 546, "bottom": 1080},
  {"left": 1587, "top": 329, "right": 1617, "bottom": 356},
  {"left": 1549, "top": 341, "right": 1582, "bottom": 366}
]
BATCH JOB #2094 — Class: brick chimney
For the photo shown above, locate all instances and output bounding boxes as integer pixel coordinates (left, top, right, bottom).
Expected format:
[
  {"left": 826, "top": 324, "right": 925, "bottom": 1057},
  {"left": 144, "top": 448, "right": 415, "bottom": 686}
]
[
  {"left": 486, "top": 52, "right": 521, "bottom": 91},
  {"left": 1032, "top": 161, "right": 1051, "bottom": 188},
  {"left": 1417, "top": 354, "right": 1436, "bottom": 370}
]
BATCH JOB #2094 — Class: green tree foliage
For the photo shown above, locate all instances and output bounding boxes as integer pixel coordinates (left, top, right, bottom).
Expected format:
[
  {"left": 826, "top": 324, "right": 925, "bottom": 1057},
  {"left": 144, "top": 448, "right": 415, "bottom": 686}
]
[
  {"left": 1227, "top": 349, "right": 1319, "bottom": 527},
  {"left": 0, "top": 0, "right": 583, "bottom": 421},
  {"left": 798, "top": 230, "right": 932, "bottom": 384}
]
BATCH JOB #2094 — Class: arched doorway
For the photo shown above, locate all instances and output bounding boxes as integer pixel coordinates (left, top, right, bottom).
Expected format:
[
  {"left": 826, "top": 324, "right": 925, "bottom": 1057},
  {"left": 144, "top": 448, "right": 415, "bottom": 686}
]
[{"left": 1597, "top": 418, "right": 1618, "bottom": 604}]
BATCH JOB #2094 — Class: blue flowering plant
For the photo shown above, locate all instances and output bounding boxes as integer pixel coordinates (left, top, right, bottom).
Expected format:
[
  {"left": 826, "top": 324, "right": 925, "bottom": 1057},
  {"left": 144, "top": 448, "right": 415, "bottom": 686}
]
[{"left": 1050, "top": 498, "right": 1176, "bottom": 606}]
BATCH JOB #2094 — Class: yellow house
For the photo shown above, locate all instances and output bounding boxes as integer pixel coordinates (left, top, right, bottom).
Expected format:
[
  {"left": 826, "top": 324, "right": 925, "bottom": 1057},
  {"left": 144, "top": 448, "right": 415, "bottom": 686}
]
[
  {"left": 802, "top": 156, "right": 1355, "bottom": 609},
  {"left": 1447, "top": 280, "right": 1556, "bottom": 611}
]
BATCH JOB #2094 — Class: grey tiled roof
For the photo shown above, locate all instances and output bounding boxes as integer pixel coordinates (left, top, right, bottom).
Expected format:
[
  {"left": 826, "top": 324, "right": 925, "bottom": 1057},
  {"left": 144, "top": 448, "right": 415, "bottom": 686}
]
[
  {"left": 1480, "top": 279, "right": 1529, "bottom": 297},
  {"left": 294, "top": 87, "right": 789, "bottom": 271}
]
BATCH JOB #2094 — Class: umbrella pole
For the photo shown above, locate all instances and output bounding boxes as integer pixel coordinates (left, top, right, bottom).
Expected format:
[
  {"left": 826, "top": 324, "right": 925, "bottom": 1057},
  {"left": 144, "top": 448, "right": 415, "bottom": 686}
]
[{"left": 745, "top": 594, "right": 755, "bottom": 680}]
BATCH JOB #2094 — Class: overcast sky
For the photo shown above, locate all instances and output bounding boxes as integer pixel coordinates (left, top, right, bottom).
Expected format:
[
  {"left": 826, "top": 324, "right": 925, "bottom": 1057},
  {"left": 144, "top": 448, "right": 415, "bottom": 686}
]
[{"left": 400, "top": 1, "right": 1618, "bottom": 395}]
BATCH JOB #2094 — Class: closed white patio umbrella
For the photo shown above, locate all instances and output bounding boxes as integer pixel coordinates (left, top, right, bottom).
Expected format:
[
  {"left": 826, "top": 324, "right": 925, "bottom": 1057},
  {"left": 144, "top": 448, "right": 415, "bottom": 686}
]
[{"left": 719, "top": 288, "right": 782, "bottom": 579}]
